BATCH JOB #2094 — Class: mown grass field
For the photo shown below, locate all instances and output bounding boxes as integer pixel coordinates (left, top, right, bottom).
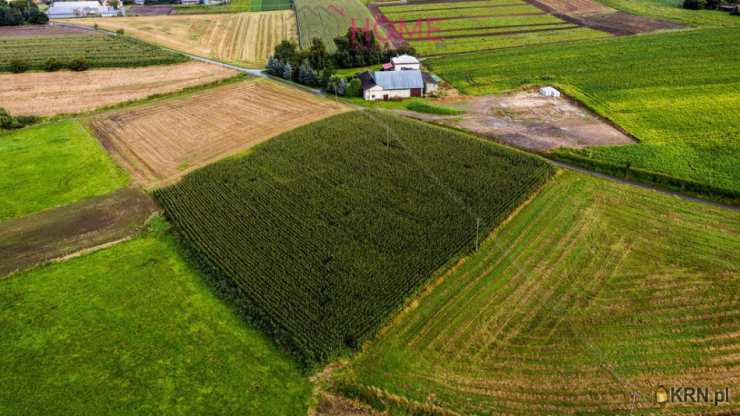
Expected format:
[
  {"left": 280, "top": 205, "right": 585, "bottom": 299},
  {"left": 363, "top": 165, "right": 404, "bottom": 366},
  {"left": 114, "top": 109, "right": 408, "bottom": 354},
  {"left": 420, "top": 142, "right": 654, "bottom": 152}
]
[
  {"left": 601, "top": 0, "right": 740, "bottom": 27},
  {"left": 0, "top": 34, "right": 186, "bottom": 72},
  {"left": 294, "top": 0, "right": 381, "bottom": 51},
  {"left": 0, "top": 120, "right": 128, "bottom": 223},
  {"left": 0, "top": 219, "right": 312, "bottom": 415},
  {"left": 155, "top": 111, "right": 553, "bottom": 364},
  {"left": 378, "top": 0, "right": 610, "bottom": 56},
  {"left": 429, "top": 27, "right": 740, "bottom": 199},
  {"left": 340, "top": 171, "right": 740, "bottom": 415},
  {"left": 76, "top": 12, "right": 296, "bottom": 67}
]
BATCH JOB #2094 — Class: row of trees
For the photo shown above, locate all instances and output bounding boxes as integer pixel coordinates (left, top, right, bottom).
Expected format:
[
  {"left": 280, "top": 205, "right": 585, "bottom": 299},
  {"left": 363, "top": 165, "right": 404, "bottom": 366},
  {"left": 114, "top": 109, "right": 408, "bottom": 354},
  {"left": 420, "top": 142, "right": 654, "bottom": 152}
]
[
  {"left": 0, "top": 107, "right": 39, "bottom": 130},
  {"left": 683, "top": 0, "right": 739, "bottom": 11},
  {"left": 0, "top": 0, "right": 48, "bottom": 26},
  {"left": 266, "top": 29, "right": 416, "bottom": 94}
]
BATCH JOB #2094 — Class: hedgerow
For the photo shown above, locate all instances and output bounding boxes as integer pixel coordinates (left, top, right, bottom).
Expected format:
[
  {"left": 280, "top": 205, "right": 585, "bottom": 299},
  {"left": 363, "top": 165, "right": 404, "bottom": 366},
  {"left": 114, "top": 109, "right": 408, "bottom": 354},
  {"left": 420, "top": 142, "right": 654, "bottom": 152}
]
[{"left": 155, "top": 111, "right": 553, "bottom": 365}]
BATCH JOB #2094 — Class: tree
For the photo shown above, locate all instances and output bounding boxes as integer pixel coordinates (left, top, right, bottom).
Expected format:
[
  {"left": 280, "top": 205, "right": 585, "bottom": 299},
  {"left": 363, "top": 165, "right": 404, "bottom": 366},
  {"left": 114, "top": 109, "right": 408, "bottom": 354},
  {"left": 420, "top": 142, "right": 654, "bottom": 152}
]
[
  {"left": 337, "top": 78, "right": 347, "bottom": 96},
  {"left": 683, "top": 0, "right": 707, "bottom": 9},
  {"left": 307, "top": 38, "right": 329, "bottom": 72},
  {"left": 282, "top": 62, "right": 293, "bottom": 81},
  {"left": 274, "top": 40, "right": 298, "bottom": 65},
  {"left": 68, "top": 57, "right": 89, "bottom": 72},
  {"left": 346, "top": 78, "right": 362, "bottom": 97}
]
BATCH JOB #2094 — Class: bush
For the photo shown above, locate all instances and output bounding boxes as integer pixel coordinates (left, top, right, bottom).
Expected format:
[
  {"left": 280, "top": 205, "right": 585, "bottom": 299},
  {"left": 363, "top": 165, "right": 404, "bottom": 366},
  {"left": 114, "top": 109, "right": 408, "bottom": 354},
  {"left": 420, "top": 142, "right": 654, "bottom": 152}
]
[
  {"left": 116, "top": 28, "right": 125, "bottom": 35},
  {"left": 346, "top": 78, "right": 362, "bottom": 97},
  {"left": 43, "top": 58, "right": 64, "bottom": 72},
  {"left": 0, "top": 107, "right": 39, "bottom": 130},
  {"left": 68, "top": 57, "right": 89, "bottom": 72},
  {"left": 8, "top": 59, "right": 29, "bottom": 73},
  {"left": 683, "top": 0, "right": 707, "bottom": 9}
]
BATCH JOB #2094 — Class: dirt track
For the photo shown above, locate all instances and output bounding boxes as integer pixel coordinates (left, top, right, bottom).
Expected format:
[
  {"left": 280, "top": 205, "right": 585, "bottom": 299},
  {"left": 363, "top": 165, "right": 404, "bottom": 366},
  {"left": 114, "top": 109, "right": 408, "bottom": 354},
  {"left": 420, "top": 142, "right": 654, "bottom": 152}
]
[
  {"left": 0, "top": 25, "right": 92, "bottom": 37},
  {"left": 0, "top": 188, "right": 158, "bottom": 278},
  {"left": 0, "top": 62, "right": 237, "bottom": 117},
  {"left": 91, "top": 79, "right": 349, "bottom": 187}
]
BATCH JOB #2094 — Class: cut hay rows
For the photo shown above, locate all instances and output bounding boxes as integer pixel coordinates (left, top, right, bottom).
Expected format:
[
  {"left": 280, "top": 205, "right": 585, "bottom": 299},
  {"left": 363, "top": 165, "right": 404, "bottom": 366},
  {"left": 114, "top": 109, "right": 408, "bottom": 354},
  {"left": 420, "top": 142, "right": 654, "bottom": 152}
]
[
  {"left": 90, "top": 79, "right": 347, "bottom": 187},
  {"left": 74, "top": 11, "right": 296, "bottom": 66},
  {"left": 345, "top": 171, "right": 740, "bottom": 415}
]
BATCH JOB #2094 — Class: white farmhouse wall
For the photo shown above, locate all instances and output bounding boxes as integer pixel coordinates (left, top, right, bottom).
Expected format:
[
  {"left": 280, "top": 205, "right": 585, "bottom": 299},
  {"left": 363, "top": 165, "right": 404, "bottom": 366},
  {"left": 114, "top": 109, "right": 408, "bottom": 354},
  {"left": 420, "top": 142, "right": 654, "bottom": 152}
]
[
  {"left": 364, "top": 88, "right": 411, "bottom": 101},
  {"left": 393, "top": 63, "right": 420, "bottom": 71}
]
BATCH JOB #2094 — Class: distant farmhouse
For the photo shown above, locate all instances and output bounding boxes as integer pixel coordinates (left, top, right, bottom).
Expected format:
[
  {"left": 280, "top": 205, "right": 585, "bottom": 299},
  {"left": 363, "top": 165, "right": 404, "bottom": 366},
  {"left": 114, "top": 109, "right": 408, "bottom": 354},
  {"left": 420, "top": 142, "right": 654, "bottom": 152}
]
[
  {"left": 47, "top": 0, "right": 120, "bottom": 17},
  {"left": 360, "top": 55, "right": 437, "bottom": 101}
]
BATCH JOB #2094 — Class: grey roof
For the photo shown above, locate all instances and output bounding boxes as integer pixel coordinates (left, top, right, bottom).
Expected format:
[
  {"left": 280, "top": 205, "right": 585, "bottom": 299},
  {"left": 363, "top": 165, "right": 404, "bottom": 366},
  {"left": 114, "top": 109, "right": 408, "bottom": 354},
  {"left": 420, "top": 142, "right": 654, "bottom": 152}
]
[
  {"left": 358, "top": 71, "right": 376, "bottom": 90},
  {"left": 372, "top": 70, "right": 424, "bottom": 90}
]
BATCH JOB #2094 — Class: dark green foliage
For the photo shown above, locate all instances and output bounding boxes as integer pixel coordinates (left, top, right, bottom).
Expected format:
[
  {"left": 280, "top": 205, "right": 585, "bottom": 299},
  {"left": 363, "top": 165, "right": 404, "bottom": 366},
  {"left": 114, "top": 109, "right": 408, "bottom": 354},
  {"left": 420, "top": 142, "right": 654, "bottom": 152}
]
[
  {"left": 43, "top": 58, "right": 63, "bottom": 72},
  {"left": 332, "top": 29, "right": 416, "bottom": 69},
  {"left": 155, "top": 111, "right": 553, "bottom": 364},
  {"left": 8, "top": 59, "right": 28, "bottom": 73},
  {"left": 68, "top": 57, "right": 89, "bottom": 72},
  {"left": 0, "top": 0, "right": 46, "bottom": 26},
  {"left": 0, "top": 107, "right": 39, "bottom": 130},
  {"left": 0, "top": 35, "right": 186, "bottom": 73},
  {"left": 346, "top": 78, "right": 361, "bottom": 97},
  {"left": 683, "top": 0, "right": 708, "bottom": 9}
]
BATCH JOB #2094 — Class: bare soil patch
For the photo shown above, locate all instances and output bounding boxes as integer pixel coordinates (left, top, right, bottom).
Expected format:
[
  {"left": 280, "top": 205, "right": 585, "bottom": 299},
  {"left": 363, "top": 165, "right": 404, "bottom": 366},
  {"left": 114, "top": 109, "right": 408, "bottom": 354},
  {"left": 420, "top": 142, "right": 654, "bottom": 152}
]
[
  {"left": 90, "top": 79, "right": 349, "bottom": 187},
  {"left": 0, "top": 62, "right": 237, "bottom": 117},
  {"left": 0, "top": 188, "right": 158, "bottom": 278},
  {"left": 400, "top": 90, "right": 635, "bottom": 152},
  {"left": 525, "top": 0, "right": 683, "bottom": 35},
  {"left": 129, "top": 5, "right": 175, "bottom": 15},
  {"left": 0, "top": 24, "right": 92, "bottom": 37},
  {"left": 569, "top": 11, "right": 684, "bottom": 35}
]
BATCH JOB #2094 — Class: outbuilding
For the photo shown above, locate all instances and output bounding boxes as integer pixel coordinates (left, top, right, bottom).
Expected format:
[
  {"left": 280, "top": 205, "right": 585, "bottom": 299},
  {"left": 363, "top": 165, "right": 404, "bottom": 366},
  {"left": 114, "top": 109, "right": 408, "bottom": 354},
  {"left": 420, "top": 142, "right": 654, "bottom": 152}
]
[
  {"left": 359, "top": 70, "right": 438, "bottom": 101},
  {"left": 539, "top": 86, "right": 561, "bottom": 97},
  {"left": 47, "top": 1, "right": 118, "bottom": 17}
]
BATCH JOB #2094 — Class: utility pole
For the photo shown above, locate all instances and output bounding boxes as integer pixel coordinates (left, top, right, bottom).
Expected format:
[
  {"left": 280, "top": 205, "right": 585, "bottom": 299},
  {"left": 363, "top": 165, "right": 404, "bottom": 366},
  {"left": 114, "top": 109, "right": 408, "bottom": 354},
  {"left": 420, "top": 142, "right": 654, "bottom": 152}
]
[{"left": 475, "top": 217, "right": 480, "bottom": 251}]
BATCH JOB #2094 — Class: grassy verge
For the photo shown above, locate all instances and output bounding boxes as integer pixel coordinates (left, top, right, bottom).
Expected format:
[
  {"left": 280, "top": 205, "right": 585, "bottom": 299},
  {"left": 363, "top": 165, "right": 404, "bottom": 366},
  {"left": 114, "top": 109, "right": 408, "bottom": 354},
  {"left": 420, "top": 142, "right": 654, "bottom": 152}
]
[
  {"left": 0, "top": 120, "right": 128, "bottom": 222},
  {"left": 0, "top": 218, "right": 312, "bottom": 414},
  {"left": 429, "top": 27, "right": 740, "bottom": 199},
  {"left": 600, "top": 0, "right": 740, "bottom": 27},
  {"left": 338, "top": 170, "right": 740, "bottom": 415}
]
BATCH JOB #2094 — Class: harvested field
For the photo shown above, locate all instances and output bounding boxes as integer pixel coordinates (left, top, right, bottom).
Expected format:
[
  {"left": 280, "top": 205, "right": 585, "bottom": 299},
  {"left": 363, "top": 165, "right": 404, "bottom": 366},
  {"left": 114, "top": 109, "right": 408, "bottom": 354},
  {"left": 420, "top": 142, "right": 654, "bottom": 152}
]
[
  {"left": 0, "top": 188, "right": 158, "bottom": 278},
  {"left": 525, "top": 0, "right": 610, "bottom": 13},
  {"left": 74, "top": 11, "right": 296, "bottom": 66},
  {"left": 400, "top": 90, "right": 635, "bottom": 152},
  {"left": 0, "top": 24, "right": 91, "bottom": 37},
  {"left": 90, "top": 79, "right": 348, "bottom": 187},
  {"left": 342, "top": 171, "right": 740, "bottom": 415},
  {"left": 129, "top": 5, "right": 174, "bottom": 15},
  {"left": 0, "top": 62, "right": 237, "bottom": 117}
]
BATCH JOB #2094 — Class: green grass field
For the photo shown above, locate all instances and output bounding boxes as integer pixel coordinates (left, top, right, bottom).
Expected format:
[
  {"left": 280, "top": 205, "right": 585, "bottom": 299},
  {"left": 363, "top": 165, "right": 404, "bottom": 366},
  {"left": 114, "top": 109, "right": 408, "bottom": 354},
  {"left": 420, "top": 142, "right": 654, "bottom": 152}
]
[
  {"left": 0, "top": 219, "right": 312, "bottom": 415},
  {"left": 428, "top": 27, "right": 740, "bottom": 198},
  {"left": 378, "top": 0, "right": 610, "bottom": 56},
  {"left": 174, "top": 0, "right": 290, "bottom": 14},
  {"left": 339, "top": 170, "right": 740, "bottom": 415},
  {"left": 0, "top": 34, "right": 186, "bottom": 72},
  {"left": 601, "top": 0, "right": 740, "bottom": 27},
  {"left": 155, "top": 111, "right": 553, "bottom": 364},
  {"left": 0, "top": 120, "right": 128, "bottom": 222},
  {"left": 294, "top": 0, "right": 381, "bottom": 51}
]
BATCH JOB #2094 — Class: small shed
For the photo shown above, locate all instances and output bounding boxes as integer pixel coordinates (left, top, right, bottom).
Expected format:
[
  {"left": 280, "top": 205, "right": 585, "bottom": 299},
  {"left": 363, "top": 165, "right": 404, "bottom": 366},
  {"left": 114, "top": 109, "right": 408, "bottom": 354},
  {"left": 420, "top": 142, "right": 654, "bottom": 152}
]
[
  {"left": 539, "top": 86, "right": 561, "bottom": 97},
  {"left": 390, "top": 54, "right": 421, "bottom": 71}
]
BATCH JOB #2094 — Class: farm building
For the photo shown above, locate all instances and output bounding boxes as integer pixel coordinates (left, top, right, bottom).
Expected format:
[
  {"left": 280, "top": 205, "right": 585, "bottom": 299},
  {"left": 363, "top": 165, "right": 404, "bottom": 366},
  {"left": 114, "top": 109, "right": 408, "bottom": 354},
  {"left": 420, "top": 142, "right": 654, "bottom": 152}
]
[
  {"left": 47, "top": 1, "right": 118, "bottom": 17},
  {"left": 539, "top": 86, "right": 561, "bottom": 97},
  {"left": 390, "top": 54, "right": 421, "bottom": 71},
  {"left": 359, "top": 70, "right": 438, "bottom": 101}
]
